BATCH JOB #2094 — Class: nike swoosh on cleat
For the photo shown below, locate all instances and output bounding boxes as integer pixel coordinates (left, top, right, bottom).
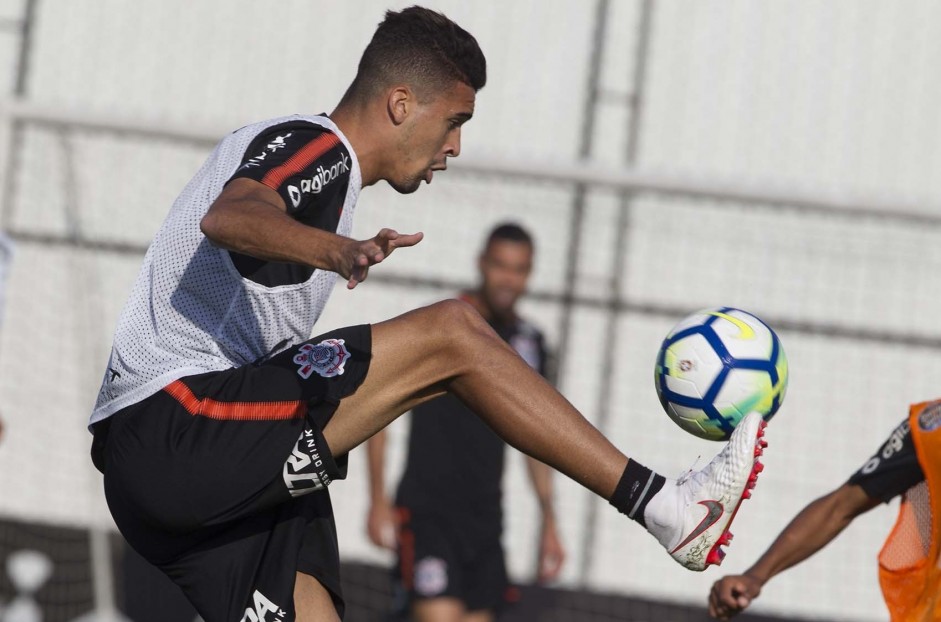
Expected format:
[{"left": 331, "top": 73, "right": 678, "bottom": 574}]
[{"left": 670, "top": 500, "right": 724, "bottom": 554}]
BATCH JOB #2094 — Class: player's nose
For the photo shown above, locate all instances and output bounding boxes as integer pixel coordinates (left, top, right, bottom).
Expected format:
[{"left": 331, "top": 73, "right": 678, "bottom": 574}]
[{"left": 445, "top": 127, "right": 462, "bottom": 158}]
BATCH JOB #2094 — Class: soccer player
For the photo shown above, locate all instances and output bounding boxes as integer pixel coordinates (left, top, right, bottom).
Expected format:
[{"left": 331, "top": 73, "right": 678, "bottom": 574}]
[
  {"left": 366, "top": 223, "right": 565, "bottom": 622},
  {"left": 89, "top": 6, "right": 768, "bottom": 622},
  {"left": 709, "top": 400, "right": 941, "bottom": 621}
]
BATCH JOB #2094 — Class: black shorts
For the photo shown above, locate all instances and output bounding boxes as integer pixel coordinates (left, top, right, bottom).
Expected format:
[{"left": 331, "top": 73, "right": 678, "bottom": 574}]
[
  {"left": 91, "top": 325, "right": 371, "bottom": 622},
  {"left": 394, "top": 507, "right": 509, "bottom": 614}
]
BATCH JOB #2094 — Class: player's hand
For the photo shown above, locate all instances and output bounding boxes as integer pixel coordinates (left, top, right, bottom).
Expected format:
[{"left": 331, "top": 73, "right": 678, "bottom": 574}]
[
  {"left": 343, "top": 228, "right": 423, "bottom": 289},
  {"left": 366, "top": 497, "right": 399, "bottom": 551},
  {"left": 709, "top": 574, "right": 763, "bottom": 620},
  {"left": 537, "top": 516, "right": 566, "bottom": 583}
]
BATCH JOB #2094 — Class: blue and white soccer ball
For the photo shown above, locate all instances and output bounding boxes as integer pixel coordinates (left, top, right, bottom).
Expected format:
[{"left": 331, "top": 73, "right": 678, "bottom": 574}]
[{"left": 654, "top": 307, "right": 788, "bottom": 441}]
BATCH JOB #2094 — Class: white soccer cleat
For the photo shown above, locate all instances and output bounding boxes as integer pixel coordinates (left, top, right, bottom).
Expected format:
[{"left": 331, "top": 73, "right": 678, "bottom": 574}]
[{"left": 644, "top": 411, "right": 768, "bottom": 571}]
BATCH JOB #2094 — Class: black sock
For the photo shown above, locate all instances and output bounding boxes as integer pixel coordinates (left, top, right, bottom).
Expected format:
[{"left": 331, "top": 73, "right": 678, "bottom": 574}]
[{"left": 609, "top": 460, "right": 666, "bottom": 528}]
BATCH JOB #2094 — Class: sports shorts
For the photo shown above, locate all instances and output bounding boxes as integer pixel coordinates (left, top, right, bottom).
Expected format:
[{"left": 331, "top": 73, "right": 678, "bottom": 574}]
[
  {"left": 91, "top": 324, "right": 371, "bottom": 622},
  {"left": 394, "top": 507, "right": 509, "bottom": 614}
]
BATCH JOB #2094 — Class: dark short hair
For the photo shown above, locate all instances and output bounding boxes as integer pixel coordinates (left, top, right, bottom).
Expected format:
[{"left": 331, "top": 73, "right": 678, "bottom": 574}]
[
  {"left": 485, "top": 222, "right": 534, "bottom": 251},
  {"left": 345, "top": 6, "right": 486, "bottom": 103}
]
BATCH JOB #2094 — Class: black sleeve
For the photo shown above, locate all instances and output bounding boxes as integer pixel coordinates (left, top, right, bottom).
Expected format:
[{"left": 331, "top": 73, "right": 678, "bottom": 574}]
[
  {"left": 536, "top": 331, "right": 553, "bottom": 382},
  {"left": 847, "top": 418, "right": 925, "bottom": 503},
  {"left": 224, "top": 121, "right": 353, "bottom": 287},
  {"left": 228, "top": 121, "right": 352, "bottom": 223},
  {"left": 507, "top": 322, "right": 553, "bottom": 382}
]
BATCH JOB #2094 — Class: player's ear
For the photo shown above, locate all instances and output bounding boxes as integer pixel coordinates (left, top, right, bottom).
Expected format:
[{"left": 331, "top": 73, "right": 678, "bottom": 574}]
[{"left": 387, "top": 86, "right": 411, "bottom": 126}]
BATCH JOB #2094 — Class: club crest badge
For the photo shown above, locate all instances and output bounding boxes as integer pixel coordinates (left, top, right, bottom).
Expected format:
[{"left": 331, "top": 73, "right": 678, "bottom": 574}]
[
  {"left": 414, "top": 557, "right": 448, "bottom": 597},
  {"left": 919, "top": 401, "right": 941, "bottom": 433},
  {"left": 293, "top": 339, "right": 350, "bottom": 379}
]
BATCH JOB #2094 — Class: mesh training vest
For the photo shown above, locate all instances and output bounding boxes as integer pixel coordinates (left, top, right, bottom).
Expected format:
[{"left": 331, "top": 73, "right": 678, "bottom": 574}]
[
  {"left": 879, "top": 399, "right": 941, "bottom": 621},
  {"left": 90, "top": 115, "right": 361, "bottom": 426}
]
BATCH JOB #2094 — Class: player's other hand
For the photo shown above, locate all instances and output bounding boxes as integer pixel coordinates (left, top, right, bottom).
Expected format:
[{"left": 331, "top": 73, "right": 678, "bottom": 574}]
[
  {"left": 709, "top": 574, "right": 763, "bottom": 620},
  {"left": 344, "top": 228, "right": 423, "bottom": 289},
  {"left": 537, "top": 516, "right": 566, "bottom": 583},
  {"left": 366, "top": 497, "right": 399, "bottom": 551}
]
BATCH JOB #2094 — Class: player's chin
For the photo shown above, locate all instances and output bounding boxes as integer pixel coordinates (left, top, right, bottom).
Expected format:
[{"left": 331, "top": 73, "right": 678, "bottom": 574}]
[{"left": 387, "top": 176, "right": 423, "bottom": 195}]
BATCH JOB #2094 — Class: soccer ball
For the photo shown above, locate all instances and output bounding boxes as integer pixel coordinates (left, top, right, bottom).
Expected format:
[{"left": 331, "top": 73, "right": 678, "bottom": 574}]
[{"left": 654, "top": 307, "right": 788, "bottom": 441}]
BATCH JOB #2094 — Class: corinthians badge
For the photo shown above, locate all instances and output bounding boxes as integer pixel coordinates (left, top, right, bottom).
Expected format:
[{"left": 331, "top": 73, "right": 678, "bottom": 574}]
[{"left": 293, "top": 339, "right": 350, "bottom": 379}]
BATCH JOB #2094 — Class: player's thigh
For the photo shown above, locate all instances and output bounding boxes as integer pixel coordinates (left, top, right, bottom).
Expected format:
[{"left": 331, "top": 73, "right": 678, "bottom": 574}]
[
  {"left": 462, "top": 610, "right": 494, "bottom": 622},
  {"left": 294, "top": 572, "right": 339, "bottom": 622},
  {"left": 352, "top": 299, "right": 496, "bottom": 404},
  {"left": 411, "top": 597, "right": 466, "bottom": 622},
  {"left": 326, "top": 300, "right": 510, "bottom": 454}
]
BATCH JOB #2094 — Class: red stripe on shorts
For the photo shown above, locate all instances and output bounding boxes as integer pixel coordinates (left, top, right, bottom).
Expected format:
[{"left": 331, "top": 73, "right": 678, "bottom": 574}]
[
  {"left": 260, "top": 132, "right": 341, "bottom": 191},
  {"left": 163, "top": 380, "right": 306, "bottom": 421}
]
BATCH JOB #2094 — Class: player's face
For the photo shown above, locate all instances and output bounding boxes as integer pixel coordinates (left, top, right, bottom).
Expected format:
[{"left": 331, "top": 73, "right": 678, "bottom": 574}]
[
  {"left": 390, "top": 81, "right": 476, "bottom": 194},
  {"left": 479, "top": 239, "right": 533, "bottom": 316}
]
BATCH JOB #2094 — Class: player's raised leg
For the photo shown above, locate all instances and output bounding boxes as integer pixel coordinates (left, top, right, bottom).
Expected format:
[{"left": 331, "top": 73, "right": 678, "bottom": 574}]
[
  {"left": 322, "top": 299, "right": 767, "bottom": 570},
  {"left": 324, "top": 299, "right": 625, "bottom": 494}
]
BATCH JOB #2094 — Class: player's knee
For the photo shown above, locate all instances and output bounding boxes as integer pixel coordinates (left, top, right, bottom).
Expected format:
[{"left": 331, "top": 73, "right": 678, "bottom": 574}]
[
  {"left": 406, "top": 300, "right": 502, "bottom": 370},
  {"left": 427, "top": 299, "right": 493, "bottom": 342}
]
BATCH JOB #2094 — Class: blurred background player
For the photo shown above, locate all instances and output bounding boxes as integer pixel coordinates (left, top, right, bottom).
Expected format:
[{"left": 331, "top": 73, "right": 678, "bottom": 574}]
[
  {"left": 366, "top": 223, "right": 565, "bottom": 622},
  {"left": 709, "top": 399, "right": 941, "bottom": 621}
]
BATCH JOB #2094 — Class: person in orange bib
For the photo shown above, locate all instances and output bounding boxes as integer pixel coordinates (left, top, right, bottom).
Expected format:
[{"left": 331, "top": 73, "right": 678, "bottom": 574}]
[{"left": 709, "top": 399, "right": 941, "bottom": 621}]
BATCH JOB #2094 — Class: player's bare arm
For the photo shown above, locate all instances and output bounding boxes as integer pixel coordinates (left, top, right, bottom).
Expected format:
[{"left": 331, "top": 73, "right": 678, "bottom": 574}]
[
  {"left": 525, "top": 456, "right": 566, "bottom": 582},
  {"left": 709, "top": 483, "right": 879, "bottom": 620},
  {"left": 365, "top": 429, "right": 398, "bottom": 549},
  {"left": 201, "top": 178, "right": 423, "bottom": 288}
]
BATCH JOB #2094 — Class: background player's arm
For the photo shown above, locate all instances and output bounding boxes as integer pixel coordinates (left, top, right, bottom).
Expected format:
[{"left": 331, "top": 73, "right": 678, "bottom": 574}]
[
  {"left": 201, "top": 178, "right": 422, "bottom": 289},
  {"left": 365, "top": 429, "right": 398, "bottom": 549},
  {"left": 526, "top": 456, "right": 566, "bottom": 582},
  {"left": 708, "top": 483, "right": 879, "bottom": 620}
]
